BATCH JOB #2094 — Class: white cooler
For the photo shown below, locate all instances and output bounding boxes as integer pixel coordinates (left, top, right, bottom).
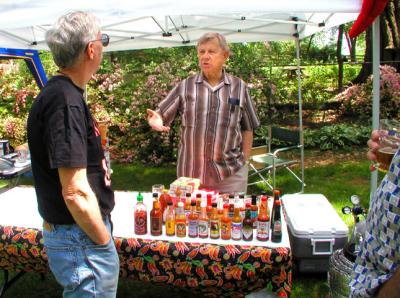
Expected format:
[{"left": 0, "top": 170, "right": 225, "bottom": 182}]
[{"left": 281, "top": 194, "right": 348, "bottom": 273}]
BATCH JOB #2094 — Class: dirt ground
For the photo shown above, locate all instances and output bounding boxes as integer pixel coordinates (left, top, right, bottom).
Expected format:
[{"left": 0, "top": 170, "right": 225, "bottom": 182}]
[{"left": 304, "top": 148, "right": 367, "bottom": 168}]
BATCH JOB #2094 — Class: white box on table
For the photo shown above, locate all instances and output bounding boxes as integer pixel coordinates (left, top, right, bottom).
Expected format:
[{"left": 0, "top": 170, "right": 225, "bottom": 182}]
[{"left": 281, "top": 193, "right": 348, "bottom": 273}]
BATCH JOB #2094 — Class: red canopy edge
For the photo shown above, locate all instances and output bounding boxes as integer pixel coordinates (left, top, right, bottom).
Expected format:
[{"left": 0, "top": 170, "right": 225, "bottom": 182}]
[{"left": 349, "top": 0, "right": 389, "bottom": 38}]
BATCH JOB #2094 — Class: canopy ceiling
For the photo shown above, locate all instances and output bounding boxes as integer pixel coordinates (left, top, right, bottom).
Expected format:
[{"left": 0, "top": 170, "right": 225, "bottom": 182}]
[{"left": 0, "top": 0, "right": 361, "bottom": 52}]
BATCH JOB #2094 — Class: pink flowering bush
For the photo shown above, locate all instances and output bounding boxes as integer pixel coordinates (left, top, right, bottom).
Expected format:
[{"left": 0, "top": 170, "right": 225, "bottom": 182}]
[{"left": 337, "top": 65, "right": 400, "bottom": 119}]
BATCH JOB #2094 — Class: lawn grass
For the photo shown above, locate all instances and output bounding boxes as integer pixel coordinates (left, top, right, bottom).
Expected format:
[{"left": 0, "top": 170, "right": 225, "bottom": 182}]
[{"left": 0, "top": 149, "right": 377, "bottom": 297}]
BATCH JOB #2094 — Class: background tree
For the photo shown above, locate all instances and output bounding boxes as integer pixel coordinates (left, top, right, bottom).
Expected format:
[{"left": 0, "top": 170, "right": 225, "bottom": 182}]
[{"left": 352, "top": 0, "right": 400, "bottom": 84}]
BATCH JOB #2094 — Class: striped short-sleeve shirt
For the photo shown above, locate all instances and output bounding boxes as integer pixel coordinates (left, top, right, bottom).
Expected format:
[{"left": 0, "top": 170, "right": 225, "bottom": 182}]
[
  {"left": 158, "top": 71, "right": 260, "bottom": 186},
  {"left": 349, "top": 149, "right": 400, "bottom": 297}
]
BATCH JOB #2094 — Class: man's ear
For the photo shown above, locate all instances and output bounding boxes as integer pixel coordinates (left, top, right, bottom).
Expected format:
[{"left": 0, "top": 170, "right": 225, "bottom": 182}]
[{"left": 85, "top": 42, "right": 95, "bottom": 60}]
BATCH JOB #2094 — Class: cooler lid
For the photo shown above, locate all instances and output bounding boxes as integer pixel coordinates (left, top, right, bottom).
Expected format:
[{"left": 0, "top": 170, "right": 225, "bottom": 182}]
[{"left": 281, "top": 194, "right": 348, "bottom": 237}]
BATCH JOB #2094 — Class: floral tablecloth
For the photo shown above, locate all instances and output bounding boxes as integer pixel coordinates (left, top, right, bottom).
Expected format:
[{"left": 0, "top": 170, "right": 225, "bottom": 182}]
[{"left": 0, "top": 225, "right": 292, "bottom": 297}]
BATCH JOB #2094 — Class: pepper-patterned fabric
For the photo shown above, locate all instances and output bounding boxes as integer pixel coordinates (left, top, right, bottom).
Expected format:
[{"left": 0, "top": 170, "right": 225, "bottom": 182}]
[{"left": 0, "top": 226, "right": 292, "bottom": 297}]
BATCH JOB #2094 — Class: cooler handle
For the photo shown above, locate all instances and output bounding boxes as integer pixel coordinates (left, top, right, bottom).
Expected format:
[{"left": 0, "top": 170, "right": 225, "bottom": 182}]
[{"left": 311, "top": 238, "right": 335, "bottom": 255}]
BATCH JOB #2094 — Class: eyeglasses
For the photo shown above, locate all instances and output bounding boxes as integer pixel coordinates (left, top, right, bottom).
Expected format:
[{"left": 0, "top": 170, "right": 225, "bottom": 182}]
[{"left": 87, "top": 33, "right": 110, "bottom": 48}]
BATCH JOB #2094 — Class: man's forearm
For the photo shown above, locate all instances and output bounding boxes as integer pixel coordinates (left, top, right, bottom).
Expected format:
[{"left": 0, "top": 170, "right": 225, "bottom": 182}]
[
  {"left": 241, "top": 130, "right": 253, "bottom": 161},
  {"left": 377, "top": 267, "right": 400, "bottom": 298},
  {"left": 58, "top": 168, "right": 110, "bottom": 245}
]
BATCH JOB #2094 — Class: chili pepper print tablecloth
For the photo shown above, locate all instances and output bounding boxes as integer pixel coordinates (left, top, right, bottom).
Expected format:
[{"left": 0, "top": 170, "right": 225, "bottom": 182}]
[{"left": 0, "top": 186, "right": 292, "bottom": 297}]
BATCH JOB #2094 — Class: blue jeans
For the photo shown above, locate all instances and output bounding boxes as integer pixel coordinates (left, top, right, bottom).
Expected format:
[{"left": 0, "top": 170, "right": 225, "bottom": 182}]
[{"left": 43, "top": 218, "right": 119, "bottom": 298}]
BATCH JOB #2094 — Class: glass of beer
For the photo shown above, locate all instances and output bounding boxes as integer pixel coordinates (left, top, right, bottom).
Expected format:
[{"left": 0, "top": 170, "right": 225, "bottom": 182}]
[{"left": 376, "top": 119, "right": 400, "bottom": 171}]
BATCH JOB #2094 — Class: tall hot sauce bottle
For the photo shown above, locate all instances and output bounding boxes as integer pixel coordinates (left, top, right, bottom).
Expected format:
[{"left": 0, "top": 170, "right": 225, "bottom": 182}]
[
  {"left": 250, "top": 194, "right": 258, "bottom": 229},
  {"left": 271, "top": 200, "right": 283, "bottom": 243},
  {"left": 206, "top": 194, "right": 213, "bottom": 220},
  {"left": 134, "top": 192, "right": 147, "bottom": 235},
  {"left": 175, "top": 201, "right": 186, "bottom": 237},
  {"left": 210, "top": 202, "right": 220, "bottom": 239},
  {"left": 231, "top": 204, "right": 242, "bottom": 241},
  {"left": 165, "top": 201, "right": 175, "bottom": 236},
  {"left": 188, "top": 201, "right": 199, "bottom": 238},
  {"left": 184, "top": 192, "right": 192, "bottom": 221},
  {"left": 220, "top": 203, "right": 232, "bottom": 240},
  {"left": 271, "top": 189, "right": 281, "bottom": 225},
  {"left": 159, "top": 189, "right": 171, "bottom": 223},
  {"left": 198, "top": 201, "right": 209, "bottom": 238},
  {"left": 242, "top": 203, "right": 254, "bottom": 241},
  {"left": 256, "top": 196, "right": 270, "bottom": 241},
  {"left": 150, "top": 193, "right": 162, "bottom": 236}
]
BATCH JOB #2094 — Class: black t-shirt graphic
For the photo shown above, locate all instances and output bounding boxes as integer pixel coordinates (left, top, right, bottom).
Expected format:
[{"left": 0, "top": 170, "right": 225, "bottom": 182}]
[{"left": 27, "top": 76, "right": 114, "bottom": 224}]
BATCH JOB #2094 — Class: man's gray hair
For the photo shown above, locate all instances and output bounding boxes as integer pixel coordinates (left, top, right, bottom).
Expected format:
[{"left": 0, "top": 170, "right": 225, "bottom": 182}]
[
  {"left": 45, "top": 11, "right": 100, "bottom": 69},
  {"left": 197, "top": 32, "right": 230, "bottom": 55}
]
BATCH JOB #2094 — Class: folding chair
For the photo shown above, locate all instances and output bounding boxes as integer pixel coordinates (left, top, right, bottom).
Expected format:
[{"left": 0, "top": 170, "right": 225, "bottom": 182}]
[{"left": 248, "top": 126, "right": 305, "bottom": 192}]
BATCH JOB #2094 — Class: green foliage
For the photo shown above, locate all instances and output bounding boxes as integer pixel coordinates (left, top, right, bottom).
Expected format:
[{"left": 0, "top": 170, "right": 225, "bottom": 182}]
[
  {"left": 303, "top": 124, "right": 371, "bottom": 150},
  {"left": 337, "top": 65, "right": 400, "bottom": 120}
]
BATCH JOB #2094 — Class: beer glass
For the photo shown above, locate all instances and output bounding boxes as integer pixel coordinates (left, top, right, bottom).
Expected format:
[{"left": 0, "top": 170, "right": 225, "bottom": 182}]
[
  {"left": 376, "top": 119, "right": 400, "bottom": 171},
  {"left": 152, "top": 184, "right": 164, "bottom": 194}
]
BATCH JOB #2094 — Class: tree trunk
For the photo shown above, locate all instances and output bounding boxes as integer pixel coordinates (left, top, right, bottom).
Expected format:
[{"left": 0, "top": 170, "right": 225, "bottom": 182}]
[
  {"left": 337, "top": 24, "right": 344, "bottom": 92},
  {"left": 352, "top": 0, "right": 400, "bottom": 84}
]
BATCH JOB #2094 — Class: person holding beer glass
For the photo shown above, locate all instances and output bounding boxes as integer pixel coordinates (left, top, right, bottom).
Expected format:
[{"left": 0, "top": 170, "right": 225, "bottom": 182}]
[{"left": 350, "top": 121, "right": 400, "bottom": 297}]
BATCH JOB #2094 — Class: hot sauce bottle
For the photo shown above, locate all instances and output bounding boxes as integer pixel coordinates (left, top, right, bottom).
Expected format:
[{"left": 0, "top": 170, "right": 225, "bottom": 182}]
[
  {"left": 228, "top": 194, "right": 235, "bottom": 218},
  {"left": 184, "top": 192, "right": 192, "bottom": 221},
  {"left": 242, "top": 204, "right": 253, "bottom": 241},
  {"left": 165, "top": 201, "right": 175, "bottom": 236},
  {"left": 250, "top": 194, "right": 258, "bottom": 228},
  {"left": 206, "top": 194, "right": 213, "bottom": 220},
  {"left": 195, "top": 193, "right": 202, "bottom": 215},
  {"left": 198, "top": 201, "right": 209, "bottom": 238},
  {"left": 232, "top": 203, "right": 242, "bottom": 241},
  {"left": 239, "top": 194, "right": 246, "bottom": 219},
  {"left": 188, "top": 201, "right": 199, "bottom": 238},
  {"left": 257, "top": 196, "right": 270, "bottom": 241},
  {"left": 134, "top": 192, "right": 147, "bottom": 235},
  {"left": 175, "top": 201, "right": 186, "bottom": 237},
  {"left": 159, "top": 189, "right": 171, "bottom": 223},
  {"left": 210, "top": 202, "right": 220, "bottom": 239},
  {"left": 150, "top": 193, "right": 162, "bottom": 236},
  {"left": 271, "top": 200, "right": 282, "bottom": 243},
  {"left": 220, "top": 203, "right": 232, "bottom": 240}
]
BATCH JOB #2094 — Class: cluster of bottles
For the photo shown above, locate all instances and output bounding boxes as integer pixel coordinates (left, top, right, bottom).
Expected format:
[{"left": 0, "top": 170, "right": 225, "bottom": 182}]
[{"left": 134, "top": 189, "right": 283, "bottom": 243}]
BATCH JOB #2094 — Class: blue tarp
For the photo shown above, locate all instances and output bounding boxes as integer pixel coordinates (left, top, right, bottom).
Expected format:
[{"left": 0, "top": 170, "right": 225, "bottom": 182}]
[{"left": 0, "top": 48, "right": 47, "bottom": 89}]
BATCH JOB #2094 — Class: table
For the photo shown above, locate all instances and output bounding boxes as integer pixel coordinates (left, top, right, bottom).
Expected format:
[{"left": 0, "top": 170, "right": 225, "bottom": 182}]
[
  {"left": 0, "top": 156, "right": 31, "bottom": 189},
  {"left": 0, "top": 187, "right": 292, "bottom": 297}
]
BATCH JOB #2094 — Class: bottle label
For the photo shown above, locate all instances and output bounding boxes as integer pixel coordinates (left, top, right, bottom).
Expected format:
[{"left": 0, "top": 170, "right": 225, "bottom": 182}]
[
  {"left": 188, "top": 219, "right": 198, "bottom": 237},
  {"left": 166, "top": 220, "right": 175, "bottom": 235},
  {"left": 210, "top": 219, "right": 220, "bottom": 238},
  {"left": 221, "top": 222, "right": 231, "bottom": 239},
  {"left": 242, "top": 225, "right": 253, "bottom": 240},
  {"left": 273, "top": 220, "right": 281, "bottom": 233},
  {"left": 198, "top": 220, "right": 208, "bottom": 237},
  {"left": 176, "top": 222, "right": 186, "bottom": 237},
  {"left": 251, "top": 210, "right": 258, "bottom": 221},
  {"left": 151, "top": 217, "right": 162, "bottom": 234},
  {"left": 257, "top": 220, "right": 269, "bottom": 240},
  {"left": 135, "top": 213, "right": 147, "bottom": 234},
  {"left": 231, "top": 222, "right": 242, "bottom": 240}
]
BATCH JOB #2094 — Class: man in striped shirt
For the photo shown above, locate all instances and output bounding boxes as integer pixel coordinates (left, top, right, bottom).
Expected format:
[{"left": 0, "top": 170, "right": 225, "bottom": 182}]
[{"left": 147, "top": 32, "right": 260, "bottom": 193}]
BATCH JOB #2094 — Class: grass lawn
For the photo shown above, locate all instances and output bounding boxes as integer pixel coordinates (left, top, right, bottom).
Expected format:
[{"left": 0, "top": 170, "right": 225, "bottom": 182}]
[{"left": 0, "top": 149, "right": 377, "bottom": 297}]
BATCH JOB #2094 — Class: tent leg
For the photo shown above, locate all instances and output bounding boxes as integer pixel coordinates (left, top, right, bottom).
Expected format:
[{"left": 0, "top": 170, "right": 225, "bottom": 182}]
[
  {"left": 370, "top": 16, "right": 380, "bottom": 204},
  {"left": 295, "top": 36, "right": 305, "bottom": 193}
]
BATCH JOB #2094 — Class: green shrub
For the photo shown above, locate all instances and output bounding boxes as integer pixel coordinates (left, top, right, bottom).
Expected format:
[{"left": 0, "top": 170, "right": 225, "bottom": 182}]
[{"left": 303, "top": 123, "right": 371, "bottom": 150}]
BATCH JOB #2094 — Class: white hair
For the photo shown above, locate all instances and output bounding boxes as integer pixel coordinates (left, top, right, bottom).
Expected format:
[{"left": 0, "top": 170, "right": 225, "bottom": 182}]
[
  {"left": 45, "top": 11, "right": 100, "bottom": 68},
  {"left": 197, "top": 32, "right": 230, "bottom": 56}
]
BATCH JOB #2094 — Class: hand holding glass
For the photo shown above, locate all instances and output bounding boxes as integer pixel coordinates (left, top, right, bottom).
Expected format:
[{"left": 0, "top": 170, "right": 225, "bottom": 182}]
[{"left": 376, "top": 119, "right": 400, "bottom": 171}]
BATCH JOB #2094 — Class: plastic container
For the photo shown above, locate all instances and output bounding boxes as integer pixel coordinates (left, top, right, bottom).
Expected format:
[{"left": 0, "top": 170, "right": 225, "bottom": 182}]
[{"left": 281, "top": 194, "right": 348, "bottom": 273}]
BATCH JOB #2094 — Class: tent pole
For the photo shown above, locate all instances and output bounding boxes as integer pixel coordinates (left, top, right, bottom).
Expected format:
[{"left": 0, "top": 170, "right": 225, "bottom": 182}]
[
  {"left": 370, "top": 17, "right": 380, "bottom": 204},
  {"left": 295, "top": 37, "right": 305, "bottom": 193}
]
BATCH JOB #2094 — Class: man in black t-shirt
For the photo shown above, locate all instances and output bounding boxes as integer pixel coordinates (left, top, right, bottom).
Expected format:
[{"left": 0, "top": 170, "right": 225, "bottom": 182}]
[{"left": 27, "top": 11, "right": 119, "bottom": 297}]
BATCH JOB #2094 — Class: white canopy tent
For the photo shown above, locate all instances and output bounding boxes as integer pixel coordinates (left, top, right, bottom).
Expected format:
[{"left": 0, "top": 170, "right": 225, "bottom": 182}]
[
  {"left": 0, "top": 0, "right": 361, "bottom": 51},
  {"left": 0, "top": 0, "right": 365, "bottom": 193}
]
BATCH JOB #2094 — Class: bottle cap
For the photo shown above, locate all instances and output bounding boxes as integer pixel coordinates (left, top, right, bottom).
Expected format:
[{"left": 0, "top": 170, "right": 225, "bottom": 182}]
[
  {"left": 167, "top": 201, "right": 173, "bottom": 206},
  {"left": 196, "top": 193, "right": 202, "bottom": 198},
  {"left": 186, "top": 192, "right": 191, "bottom": 197},
  {"left": 191, "top": 200, "right": 196, "bottom": 206},
  {"left": 152, "top": 192, "right": 158, "bottom": 198},
  {"left": 137, "top": 192, "right": 143, "bottom": 202},
  {"left": 212, "top": 202, "right": 217, "bottom": 207}
]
